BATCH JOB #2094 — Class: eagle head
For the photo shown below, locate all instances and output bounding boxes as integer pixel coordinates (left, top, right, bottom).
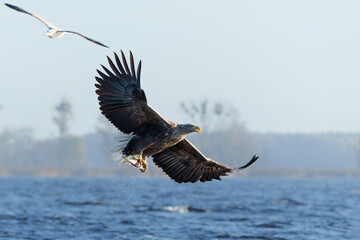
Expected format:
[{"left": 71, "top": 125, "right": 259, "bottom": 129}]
[{"left": 174, "top": 124, "right": 201, "bottom": 139}]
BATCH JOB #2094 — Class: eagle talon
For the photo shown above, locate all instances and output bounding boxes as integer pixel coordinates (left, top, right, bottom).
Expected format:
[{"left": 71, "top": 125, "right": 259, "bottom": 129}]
[
  {"left": 125, "top": 155, "right": 142, "bottom": 169},
  {"left": 140, "top": 158, "right": 148, "bottom": 173},
  {"left": 129, "top": 154, "right": 148, "bottom": 172}
]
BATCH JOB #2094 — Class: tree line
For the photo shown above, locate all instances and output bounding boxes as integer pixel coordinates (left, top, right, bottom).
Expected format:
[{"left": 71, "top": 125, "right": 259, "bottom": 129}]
[
  {"left": 0, "top": 98, "right": 85, "bottom": 169},
  {"left": 2, "top": 98, "right": 359, "bottom": 175}
]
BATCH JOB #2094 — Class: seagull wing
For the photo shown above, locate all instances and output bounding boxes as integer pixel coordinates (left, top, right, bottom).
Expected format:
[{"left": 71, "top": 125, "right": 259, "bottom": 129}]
[
  {"left": 5, "top": 3, "right": 56, "bottom": 28},
  {"left": 61, "top": 30, "right": 109, "bottom": 48}
]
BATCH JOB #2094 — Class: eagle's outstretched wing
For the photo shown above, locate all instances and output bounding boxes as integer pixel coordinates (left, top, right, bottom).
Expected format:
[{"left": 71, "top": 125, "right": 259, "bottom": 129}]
[
  {"left": 153, "top": 139, "right": 259, "bottom": 183},
  {"left": 95, "top": 51, "right": 170, "bottom": 135}
]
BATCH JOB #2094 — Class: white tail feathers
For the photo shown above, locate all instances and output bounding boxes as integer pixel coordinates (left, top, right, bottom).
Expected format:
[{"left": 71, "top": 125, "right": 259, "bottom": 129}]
[
  {"left": 112, "top": 152, "right": 127, "bottom": 164},
  {"left": 112, "top": 133, "right": 133, "bottom": 163}
]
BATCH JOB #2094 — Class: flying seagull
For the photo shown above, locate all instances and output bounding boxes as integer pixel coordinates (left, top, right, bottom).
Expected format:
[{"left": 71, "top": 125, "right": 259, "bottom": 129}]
[
  {"left": 95, "top": 50, "right": 259, "bottom": 183},
  {"left": 5, "top": 3, "right": 108, "bottom": 48}
]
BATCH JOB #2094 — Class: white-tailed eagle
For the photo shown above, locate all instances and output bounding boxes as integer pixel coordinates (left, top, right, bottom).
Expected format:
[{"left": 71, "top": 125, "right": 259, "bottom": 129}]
[{"left": 95, "top": 51, "right": 258, "bottom": 183}]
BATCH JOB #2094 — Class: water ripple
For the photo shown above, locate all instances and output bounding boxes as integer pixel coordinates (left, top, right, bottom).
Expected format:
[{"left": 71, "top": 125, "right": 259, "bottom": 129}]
[
  {"left": 255, "top": 222, "right": 284, "bottom": 229},
  {"left": 271, "top": 198, "right": 305, "bottom": 206},
  {"left": 161, "top": 205, "right": 209, "bottom": 213},
  {"left": 0, "top": 178, "right": 357, "bottom": 240}
]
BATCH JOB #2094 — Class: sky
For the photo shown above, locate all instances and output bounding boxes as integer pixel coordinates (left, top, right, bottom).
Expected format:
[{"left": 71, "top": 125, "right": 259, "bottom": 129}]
[{"left": 1, "top": 0, "right": 360, "bottom": 138}]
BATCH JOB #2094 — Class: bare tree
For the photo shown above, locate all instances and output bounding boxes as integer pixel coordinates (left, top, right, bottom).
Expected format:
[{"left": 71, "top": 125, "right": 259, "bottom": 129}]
[
  {"left": 180, "top": 99, "right": 245, "bottom": 150},
  {"left": 53, "top": 98, "right": 73, "bottom": 138},
  {"left": 180, "top": 99, "right": 240, "bottom": 132}
]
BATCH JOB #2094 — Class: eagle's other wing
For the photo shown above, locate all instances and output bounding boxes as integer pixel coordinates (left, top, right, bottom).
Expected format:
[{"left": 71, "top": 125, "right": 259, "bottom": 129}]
[
  {"left": 60, "top": 30, "right": 108, "bottom": 48},
  {"left": 153, "top": 139, "right": 258, "bottom": 183},
  {"left": 5, "top": 3, "right": 56, "bottom": 28},
  {"left": 95, "top": 51, "right": 170, "bottom": 135}
]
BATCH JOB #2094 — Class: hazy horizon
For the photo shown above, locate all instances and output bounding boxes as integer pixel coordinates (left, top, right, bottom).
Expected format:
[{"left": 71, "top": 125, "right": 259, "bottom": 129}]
[{"left": 2, "top": 0, "right": 360, "bottom": 138}]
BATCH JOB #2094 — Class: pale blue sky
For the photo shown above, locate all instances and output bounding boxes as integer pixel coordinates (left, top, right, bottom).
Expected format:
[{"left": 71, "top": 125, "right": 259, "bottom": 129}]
[{"left": 1, "top": 0, "right": 360, "bottom": 138}]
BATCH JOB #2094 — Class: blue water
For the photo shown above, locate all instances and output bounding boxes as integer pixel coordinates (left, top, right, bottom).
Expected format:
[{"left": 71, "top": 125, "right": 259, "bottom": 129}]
[{"left": 0, "top": 178, "right": 359, "bottom": 240}]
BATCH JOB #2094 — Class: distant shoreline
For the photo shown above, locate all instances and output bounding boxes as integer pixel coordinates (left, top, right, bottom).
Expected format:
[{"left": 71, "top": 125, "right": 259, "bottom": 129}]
[{"left": 1, "top": 166, "right": 359, "bottom": 178}]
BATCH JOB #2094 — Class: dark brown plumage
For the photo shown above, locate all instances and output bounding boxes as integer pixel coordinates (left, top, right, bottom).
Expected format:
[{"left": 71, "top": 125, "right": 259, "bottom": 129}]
[
  {"left": 153, "top": 140, "right": 258, "bottom": 183},
  {"left": 95, "top": 50, "right": 258, "bottom": 183}
]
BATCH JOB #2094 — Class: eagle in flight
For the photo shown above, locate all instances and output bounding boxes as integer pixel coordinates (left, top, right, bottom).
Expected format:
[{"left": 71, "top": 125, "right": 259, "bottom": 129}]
[{"left": 95, "top": 51, "right": 258, "bottom": 183}]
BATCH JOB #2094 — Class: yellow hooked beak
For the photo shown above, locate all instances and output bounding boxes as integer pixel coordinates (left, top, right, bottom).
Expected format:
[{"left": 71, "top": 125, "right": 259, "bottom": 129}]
[{"left": 193, "top": 126, "right": 201, "bottom": 133}]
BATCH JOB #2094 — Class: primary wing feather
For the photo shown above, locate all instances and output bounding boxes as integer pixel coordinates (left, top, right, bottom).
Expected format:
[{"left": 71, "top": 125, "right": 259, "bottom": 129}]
[
  {"left": 153, "top": 139, "right": 259, "bottom": 183},
  {"left": 95, "top": 51, "right": 170, "bottom": 135},
  {"left": 5, "top": 3, "right": 55, "bottom": 28}
]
